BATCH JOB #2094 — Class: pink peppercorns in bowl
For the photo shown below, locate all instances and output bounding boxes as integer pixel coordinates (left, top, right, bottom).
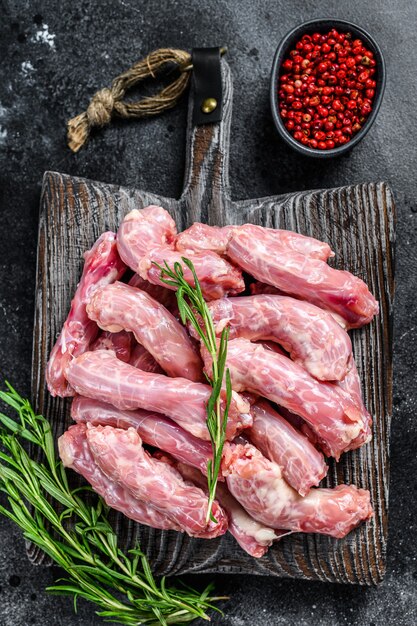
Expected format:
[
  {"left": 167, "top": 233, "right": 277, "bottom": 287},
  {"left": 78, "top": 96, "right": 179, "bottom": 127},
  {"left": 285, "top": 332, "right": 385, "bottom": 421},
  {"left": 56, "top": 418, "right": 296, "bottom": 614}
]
[{"left": 270, "top": 19, "right": 386, "bottom": 157}]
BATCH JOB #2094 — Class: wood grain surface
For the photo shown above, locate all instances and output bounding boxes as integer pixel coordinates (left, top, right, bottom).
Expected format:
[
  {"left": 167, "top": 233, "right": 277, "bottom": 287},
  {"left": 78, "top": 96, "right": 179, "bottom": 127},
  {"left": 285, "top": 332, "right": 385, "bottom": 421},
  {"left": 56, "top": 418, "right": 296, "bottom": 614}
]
[{"left": 30, "top": 60, "right": 396, "bottom": 585}]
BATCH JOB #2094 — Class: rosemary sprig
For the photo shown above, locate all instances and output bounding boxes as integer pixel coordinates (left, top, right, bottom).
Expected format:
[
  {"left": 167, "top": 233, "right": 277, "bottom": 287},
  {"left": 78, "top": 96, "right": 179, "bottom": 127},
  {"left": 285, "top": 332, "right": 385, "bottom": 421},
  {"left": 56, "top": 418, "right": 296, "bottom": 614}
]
[
  {"left": 0, "top": 383, "right": 225, "bottom": 625},
  {"left": 155, "top": 258, "right": 232, "bottom": 524}
]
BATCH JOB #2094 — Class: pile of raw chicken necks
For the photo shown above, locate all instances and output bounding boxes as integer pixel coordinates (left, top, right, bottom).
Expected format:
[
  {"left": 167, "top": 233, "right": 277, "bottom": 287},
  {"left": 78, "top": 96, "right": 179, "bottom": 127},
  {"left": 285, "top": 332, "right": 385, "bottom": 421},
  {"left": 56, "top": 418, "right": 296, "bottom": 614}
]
[{"left": 49, "top": 206, "right": 378, "bottom": 558}]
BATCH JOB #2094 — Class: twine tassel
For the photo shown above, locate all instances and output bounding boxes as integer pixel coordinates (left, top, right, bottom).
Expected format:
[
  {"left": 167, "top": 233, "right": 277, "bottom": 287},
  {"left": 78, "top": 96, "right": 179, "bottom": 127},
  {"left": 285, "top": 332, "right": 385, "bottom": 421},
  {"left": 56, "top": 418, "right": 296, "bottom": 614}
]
[{"left": 67, "top": 48, "right": 191, "bottom": 153}]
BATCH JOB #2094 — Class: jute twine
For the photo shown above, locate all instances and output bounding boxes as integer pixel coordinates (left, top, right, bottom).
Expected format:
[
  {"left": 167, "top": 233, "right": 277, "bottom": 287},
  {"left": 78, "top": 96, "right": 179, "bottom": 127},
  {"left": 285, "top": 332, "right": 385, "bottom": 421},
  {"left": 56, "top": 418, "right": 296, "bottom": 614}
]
[{"left": 67, "top": 48, "right": 191, "bottom": 153}]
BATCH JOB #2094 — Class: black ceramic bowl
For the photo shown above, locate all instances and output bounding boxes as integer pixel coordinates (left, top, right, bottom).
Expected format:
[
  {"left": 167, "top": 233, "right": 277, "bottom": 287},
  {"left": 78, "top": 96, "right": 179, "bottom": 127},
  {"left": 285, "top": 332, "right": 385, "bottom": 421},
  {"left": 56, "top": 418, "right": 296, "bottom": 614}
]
[{"left": 270, "top": 18, "right": 386, "bottom": 157}]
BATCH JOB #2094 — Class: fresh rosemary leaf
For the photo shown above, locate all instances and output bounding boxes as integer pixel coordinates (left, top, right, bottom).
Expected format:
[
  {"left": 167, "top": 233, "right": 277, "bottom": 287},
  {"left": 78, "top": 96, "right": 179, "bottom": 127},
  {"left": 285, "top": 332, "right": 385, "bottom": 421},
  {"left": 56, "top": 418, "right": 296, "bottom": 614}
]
[
  {"left": 155, "top": 257, "right": 232, "bottom": 524},
  {"left": 0, "top": 384, "right": 224, "bottom": 625}
]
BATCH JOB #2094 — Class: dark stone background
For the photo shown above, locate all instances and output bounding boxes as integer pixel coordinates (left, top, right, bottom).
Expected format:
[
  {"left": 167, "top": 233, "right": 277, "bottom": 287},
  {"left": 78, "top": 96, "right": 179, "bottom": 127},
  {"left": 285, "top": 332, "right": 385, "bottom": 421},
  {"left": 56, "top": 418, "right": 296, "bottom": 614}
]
[{"left": 0, "top": 0, "right": 416, "bottom": 624}]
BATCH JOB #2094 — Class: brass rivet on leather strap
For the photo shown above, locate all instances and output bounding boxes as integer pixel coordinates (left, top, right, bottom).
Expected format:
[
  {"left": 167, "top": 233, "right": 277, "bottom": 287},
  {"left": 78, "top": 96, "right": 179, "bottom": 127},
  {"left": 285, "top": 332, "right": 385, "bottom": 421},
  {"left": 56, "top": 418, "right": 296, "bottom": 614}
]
[{"left": 201, "top": 97, "right": 218, "bottom": 114}]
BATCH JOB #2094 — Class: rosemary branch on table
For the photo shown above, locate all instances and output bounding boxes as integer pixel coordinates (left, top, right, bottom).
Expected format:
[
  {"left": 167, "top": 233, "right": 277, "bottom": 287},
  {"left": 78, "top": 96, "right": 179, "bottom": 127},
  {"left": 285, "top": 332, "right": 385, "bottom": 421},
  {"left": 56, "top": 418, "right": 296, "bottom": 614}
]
[
  {"left": 156, "top": 257, "right": 232, "bottom": 524},
  {"left": 0, "top": 383, "right": 225, "bottom": 625}
]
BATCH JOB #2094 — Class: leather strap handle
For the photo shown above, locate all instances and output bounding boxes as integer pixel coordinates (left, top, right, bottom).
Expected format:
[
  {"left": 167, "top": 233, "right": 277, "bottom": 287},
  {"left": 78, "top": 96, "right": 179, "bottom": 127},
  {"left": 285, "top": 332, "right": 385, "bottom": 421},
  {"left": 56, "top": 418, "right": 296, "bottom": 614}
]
[{"left": 192, "top": 47, "right": 223, "bottom": 126}]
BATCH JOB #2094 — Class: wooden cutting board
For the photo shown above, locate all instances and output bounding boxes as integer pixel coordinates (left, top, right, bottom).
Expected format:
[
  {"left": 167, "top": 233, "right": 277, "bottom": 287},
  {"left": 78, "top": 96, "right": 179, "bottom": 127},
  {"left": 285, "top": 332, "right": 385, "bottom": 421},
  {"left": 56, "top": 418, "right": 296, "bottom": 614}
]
[{"left": 31, "top": 59, "right": 395, "bottom": 585}]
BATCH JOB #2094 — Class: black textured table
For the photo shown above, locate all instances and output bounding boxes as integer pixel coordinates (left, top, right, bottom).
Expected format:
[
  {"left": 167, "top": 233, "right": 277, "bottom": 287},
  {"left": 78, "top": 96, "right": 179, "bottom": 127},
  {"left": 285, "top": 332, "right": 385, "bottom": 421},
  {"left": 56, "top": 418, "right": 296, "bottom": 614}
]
[{"left": 0, "top": 1, "right": 416, "bottom": 624}]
